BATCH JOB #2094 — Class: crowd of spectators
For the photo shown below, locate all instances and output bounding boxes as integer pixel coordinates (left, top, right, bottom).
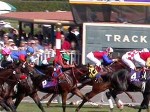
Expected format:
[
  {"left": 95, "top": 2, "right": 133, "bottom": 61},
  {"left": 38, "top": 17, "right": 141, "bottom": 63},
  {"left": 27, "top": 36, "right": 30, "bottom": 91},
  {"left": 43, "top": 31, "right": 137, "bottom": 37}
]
[{"left": 0, "top": 26, "right": 81, "bottom": 64}]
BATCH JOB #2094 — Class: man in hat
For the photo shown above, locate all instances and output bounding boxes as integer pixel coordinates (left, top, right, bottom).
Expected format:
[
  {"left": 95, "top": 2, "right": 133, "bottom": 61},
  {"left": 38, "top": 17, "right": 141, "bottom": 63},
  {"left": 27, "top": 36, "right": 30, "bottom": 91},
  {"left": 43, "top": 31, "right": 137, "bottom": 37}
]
[{"left": 66, "top": 26, "right": 78, "bottom": 49}]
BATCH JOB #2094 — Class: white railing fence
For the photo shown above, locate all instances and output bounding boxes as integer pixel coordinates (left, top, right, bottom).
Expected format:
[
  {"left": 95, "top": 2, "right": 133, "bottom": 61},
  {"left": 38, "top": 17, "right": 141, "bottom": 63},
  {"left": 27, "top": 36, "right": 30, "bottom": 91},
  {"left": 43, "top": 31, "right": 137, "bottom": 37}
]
[{"left": 34, "top": 50, "right": 81, "bottom": 66}]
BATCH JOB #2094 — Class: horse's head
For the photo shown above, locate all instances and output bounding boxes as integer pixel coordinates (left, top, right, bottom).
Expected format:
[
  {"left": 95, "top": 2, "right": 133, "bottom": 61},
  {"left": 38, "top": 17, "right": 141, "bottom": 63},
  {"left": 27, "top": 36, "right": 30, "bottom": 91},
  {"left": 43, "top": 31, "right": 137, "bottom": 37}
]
[
  {"left": 18, "top": 62, "right": 38, "bottom": 79},
  {"left": 88, "top": 65, "right": 98, "bottom": 78},
  {"left": 0, "top": 61, "right": 26, "bottom": 84},
  {"left": 71, "top": 64, "right": 93, "bottom": 82}
]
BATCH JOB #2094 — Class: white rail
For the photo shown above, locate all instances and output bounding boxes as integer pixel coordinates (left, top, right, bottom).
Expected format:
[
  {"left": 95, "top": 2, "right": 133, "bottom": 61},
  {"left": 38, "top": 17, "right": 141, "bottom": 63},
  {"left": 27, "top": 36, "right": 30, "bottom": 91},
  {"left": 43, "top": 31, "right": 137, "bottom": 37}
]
[{"left": 34, "top": 50, "right": 81, "bottom": 66}]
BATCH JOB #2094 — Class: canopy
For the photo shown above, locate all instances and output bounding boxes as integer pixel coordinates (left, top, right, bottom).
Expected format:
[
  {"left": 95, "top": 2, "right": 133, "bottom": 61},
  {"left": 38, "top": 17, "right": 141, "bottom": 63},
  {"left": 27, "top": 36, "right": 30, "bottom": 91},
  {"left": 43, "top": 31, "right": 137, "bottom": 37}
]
[
  {"left": 0, "top": 1, "right": 16, "bottom": 14},
  {"left": 0, "top": 21, "right": 13, "bottom": 29}
]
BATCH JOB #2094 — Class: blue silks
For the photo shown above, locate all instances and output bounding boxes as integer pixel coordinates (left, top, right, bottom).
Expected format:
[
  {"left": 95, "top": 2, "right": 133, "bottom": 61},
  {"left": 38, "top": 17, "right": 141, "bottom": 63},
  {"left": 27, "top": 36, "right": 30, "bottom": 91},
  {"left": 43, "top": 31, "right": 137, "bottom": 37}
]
[{"left": 102, "top": 55, "right": 113, "bottom": 66}]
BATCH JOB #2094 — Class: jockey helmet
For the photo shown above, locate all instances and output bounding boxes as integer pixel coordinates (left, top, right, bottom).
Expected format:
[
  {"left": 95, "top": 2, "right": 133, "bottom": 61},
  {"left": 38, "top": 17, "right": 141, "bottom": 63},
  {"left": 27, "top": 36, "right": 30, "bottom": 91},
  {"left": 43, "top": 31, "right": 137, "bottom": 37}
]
[
  {"left": 106, "top": 47, "right": 113, "bottom": 53},
  {"left": 19, "top": 54, "right": 26, "bottom": 62},
  {"left": 141, "top": 48, "right": 149, "bottom": 52},
  {"left": 62, "top": 54, "right": 70, "bottom": 61},
  {"left": 146, "top": 57, "right": 150, "bottom": 67},
  {"left": 1, "top": 48, "right": 11, "bottom": 56},
  {"left": 26, "top": 47, "right": 34, "bottom": 55}
]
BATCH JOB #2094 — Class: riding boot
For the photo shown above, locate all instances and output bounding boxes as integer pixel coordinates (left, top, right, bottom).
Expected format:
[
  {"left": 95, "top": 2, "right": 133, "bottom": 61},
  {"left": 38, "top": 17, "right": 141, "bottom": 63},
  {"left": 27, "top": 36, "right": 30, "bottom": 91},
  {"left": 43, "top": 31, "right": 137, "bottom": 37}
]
[{"left": 140, "top": 69, "right": 147, "bottom": 81}]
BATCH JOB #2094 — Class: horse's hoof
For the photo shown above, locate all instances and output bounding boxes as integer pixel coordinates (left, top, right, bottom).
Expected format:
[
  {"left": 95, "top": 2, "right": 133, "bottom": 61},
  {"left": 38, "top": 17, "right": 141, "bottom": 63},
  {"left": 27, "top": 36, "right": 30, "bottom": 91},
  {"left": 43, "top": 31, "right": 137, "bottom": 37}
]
[{"left": 46, "top": 103, "right": 50, "bottom": 108}]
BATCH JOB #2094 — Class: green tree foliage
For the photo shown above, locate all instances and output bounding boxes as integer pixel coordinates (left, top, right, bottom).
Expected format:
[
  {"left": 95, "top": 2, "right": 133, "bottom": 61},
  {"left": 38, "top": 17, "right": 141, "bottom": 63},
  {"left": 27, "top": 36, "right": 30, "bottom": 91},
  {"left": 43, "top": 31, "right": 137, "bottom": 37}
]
[{"left": 1, "top": 0, "right": 71, "bottom": 11}]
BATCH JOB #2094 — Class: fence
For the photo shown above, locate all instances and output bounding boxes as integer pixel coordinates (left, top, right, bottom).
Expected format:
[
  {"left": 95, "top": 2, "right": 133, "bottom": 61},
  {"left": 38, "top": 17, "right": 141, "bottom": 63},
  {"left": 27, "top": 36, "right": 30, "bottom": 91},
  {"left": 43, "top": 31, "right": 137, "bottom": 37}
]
[{"left": 34, "top": 50, "right": 81, "bottom": 66}]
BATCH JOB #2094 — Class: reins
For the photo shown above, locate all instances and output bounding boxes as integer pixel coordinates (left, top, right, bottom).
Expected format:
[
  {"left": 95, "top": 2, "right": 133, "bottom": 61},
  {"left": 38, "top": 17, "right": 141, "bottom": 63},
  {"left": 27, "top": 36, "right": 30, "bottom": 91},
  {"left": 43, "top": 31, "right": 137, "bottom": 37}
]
[{"left": 72, "top": 67, "right": 78, "bottom": 84}]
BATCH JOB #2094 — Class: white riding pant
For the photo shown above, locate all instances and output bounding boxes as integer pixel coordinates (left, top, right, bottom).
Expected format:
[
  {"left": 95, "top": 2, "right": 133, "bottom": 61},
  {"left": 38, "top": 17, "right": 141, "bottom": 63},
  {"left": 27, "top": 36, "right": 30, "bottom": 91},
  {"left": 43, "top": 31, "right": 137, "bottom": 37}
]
[
  {"left": 86, "top": 52, "right": 101, "bottom": 66},
  {"left": 133, "top": 53, "right": 145, "bottom": 67},
  {"left": 122, "top": 53, "right": 135, "bottom": 70}
]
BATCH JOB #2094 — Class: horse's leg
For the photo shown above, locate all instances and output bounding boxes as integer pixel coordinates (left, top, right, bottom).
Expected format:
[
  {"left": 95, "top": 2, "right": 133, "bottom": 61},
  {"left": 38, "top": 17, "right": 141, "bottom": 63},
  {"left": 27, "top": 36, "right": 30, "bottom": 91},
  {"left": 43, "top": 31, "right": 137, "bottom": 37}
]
[
  {"left": 6, "top": 97, "right": 16, "bottom": 112},
  {"left": 110, "top": 90, "right": 124, "bottom": 110},
  {"left": 14, "top": 93, "right": 25, "bottom": 109},
  {"left": 76, "top": 83, "right": 110, "bottom": 112},
  {"left": 75, "top": 91, "right": 98, "bottom": 112},
  {"left": 0, "top": 98, "right": 10, "bottom": 111},
  {"left": 61, "top": 92, "right": 68, "bottom": 112},
  {"left": 71, "top": 88, "right": 89, "bottom": 101},
  {"left": 125, "top": 92, "right": 136, "bottom": 102},
  {"left": 29, "top": 92, "right": 45, "bottom": 112},
  {"left": 47, "top": 93, "right": 58, "bottom": 107},
  {"left": 106, "top": 91, "right": 114, "bottom": 111},
  {"left": 40, "top": 93, "right": 52, "bottom": 101},
  {"left": 67, "top": 83, "right": 86, "bottom": 100},
  {"left": 138, "top": 92, "right": 150, "bottom": 112}
]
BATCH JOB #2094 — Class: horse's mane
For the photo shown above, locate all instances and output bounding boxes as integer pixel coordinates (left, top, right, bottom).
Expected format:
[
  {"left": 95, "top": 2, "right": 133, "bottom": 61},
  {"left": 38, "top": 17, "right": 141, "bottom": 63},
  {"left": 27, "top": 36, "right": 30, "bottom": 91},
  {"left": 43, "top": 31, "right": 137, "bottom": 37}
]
[
  {"left": 76, "top": 64, "right": 87, "bottom": 68},
  {"left": 108, "top": 58, "right": 129, "bottom": 71}
]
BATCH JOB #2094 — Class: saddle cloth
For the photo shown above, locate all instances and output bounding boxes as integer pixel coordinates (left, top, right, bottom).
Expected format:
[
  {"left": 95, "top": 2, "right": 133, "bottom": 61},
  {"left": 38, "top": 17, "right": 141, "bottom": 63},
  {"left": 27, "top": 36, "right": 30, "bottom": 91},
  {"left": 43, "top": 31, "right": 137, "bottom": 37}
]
[{"left": 42, "top": 79, "right": 57, "bottom": 88}]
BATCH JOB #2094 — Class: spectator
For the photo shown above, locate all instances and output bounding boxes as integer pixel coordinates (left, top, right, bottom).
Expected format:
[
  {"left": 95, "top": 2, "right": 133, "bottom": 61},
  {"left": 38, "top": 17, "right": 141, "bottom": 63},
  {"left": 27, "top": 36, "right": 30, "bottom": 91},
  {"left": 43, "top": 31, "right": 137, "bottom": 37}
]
[
  {"left": 3, "top": 34, "right": 9, "bottom": 43},
  {"left": 21, "top": 30, "right": 28, "bottom": 41},
  {"left": 9, "top": 42, "right": 18, "bottom": 51},
  {"left": 0, "top": 29, "right": 5, "bottom": 38},
  {"left": 34, "top": 39, "right": 44, "bottom": 50},
  {"left": 61, "top": 33, "right": 71, "bottom": 51},
  {"left": 19, "top": 41, "right": 27, "bottom": 50},
  {"left": 66, "top": 26, "right": 79, "bottom": 50}
]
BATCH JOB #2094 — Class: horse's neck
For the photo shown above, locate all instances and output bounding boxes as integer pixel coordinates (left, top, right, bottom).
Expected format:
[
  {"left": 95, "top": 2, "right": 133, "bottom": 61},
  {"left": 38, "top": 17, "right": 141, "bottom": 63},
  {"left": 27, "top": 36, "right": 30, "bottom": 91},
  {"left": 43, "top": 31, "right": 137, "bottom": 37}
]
[
  {"left": 109, "top": 61, "right": 129, "bottom": 71},
  {"left": 0, "top": 69, "right": 13, "bottom": 84}
]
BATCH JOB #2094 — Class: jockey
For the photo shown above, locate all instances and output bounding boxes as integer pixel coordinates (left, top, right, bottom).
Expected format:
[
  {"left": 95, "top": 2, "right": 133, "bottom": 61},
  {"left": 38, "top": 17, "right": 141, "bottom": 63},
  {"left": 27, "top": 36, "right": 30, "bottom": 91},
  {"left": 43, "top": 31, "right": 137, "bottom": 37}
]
[
  {"left": 86, "top": 47, "right": 117, "bottom": 67},
  {"left": 134, "top": 51, "right": 150, "bottom": 68},
  {"left": 10, "top": 46, "right": 34, "bottom": 63},
  {"left": 86, "top": 47, "right": 118, "bottom": 79},
  {"left": 122, "top": 48, "right": 149, "bottom": 80},
  {"left": 1, "top": 48, "right": 13, "bottom": 68},
  {"left": 133, "top": 51, "right": 150, "bottom": 80},
  {"left": 53, "top": 53, "right": 75, "bottom": 78}
]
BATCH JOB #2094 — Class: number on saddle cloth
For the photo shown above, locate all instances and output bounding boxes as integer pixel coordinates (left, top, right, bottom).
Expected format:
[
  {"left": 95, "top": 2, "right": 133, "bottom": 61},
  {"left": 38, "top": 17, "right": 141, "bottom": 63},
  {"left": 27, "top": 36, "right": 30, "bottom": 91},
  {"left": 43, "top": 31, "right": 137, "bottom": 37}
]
[
  {"left": 42, "top": 79, "right": 57, "bottom": 88},
  {"left": 130, "top": 69, "right": 141, "bottom": 82},
  {"left": 88, "top": 65, "right": 99, "bottom": 78}
]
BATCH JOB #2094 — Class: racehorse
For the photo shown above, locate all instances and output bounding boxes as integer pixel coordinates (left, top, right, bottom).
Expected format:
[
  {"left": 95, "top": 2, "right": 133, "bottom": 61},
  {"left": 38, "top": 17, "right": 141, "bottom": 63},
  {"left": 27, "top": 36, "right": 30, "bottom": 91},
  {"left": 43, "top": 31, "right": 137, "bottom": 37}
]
[
  {"left": 105, "top": 68, "right": 150, "bottom": 112},
  {"left": 75, "top": 59, "right": 148, "bottom": 112},
  {"left": 17, "top": 62, "right": 91, "bottom": 112},
  {"left": 0, "top": 62, "right": 23, "bottom": 112},
  {"left": 13, "top": 62, "right": 49, "bottom": 112}
]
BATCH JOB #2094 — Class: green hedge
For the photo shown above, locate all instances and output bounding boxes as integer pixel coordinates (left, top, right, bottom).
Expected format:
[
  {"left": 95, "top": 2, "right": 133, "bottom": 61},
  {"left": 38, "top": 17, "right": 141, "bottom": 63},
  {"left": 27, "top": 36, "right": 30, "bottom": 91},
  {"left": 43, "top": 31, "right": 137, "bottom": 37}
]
[{"left": 2, "top": 0, "right": 71, "bottom": 11}]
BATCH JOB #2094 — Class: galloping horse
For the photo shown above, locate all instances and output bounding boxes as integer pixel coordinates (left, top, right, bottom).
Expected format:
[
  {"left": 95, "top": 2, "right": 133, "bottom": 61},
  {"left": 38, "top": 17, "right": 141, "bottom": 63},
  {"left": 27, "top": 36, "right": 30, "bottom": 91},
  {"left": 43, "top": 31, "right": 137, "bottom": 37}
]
[
  {"left": 13, "top": 62, "right": 48, "bottom": 112},
  {"left": 0, "top": 62, "right": 23, "bottom": 112},
  {"left": 75, "top": 59, "right": 139, "bottom": 112},
  {"left": 40, "top": 64, "right": 135, "bottom": 107},
  {"left": 18, "top": 63, "right": 91, "bottom": 112},
  {"left": 105, "top": 62, "right": 150, "bottom": 112}
]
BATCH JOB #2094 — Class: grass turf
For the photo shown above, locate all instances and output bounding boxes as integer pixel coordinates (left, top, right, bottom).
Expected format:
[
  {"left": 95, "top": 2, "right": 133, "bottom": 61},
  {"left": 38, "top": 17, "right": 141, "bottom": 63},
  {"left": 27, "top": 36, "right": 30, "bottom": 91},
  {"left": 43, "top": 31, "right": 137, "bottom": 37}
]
[{"left": 16, "top": 103, "right": 143, "bottom": 112}]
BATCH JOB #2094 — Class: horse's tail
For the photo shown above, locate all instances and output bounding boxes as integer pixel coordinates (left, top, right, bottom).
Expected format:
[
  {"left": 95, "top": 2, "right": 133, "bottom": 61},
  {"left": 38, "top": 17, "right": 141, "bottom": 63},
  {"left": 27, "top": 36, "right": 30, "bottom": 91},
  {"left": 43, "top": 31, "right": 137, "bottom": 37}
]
[{"left": 111, "top": 69, "right": 128, "bottom": 91}]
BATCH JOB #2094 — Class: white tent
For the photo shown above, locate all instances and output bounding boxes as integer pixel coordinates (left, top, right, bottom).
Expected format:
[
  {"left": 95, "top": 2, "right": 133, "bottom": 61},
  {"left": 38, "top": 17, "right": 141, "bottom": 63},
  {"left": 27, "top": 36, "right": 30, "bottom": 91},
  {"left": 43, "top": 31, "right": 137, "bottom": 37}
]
[
  {"left": 0, "top": 21, "right": 13, "bottom": 29},
  {"left": 0, "top": 1, "right": 16, "bottom": 14}
]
